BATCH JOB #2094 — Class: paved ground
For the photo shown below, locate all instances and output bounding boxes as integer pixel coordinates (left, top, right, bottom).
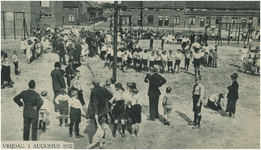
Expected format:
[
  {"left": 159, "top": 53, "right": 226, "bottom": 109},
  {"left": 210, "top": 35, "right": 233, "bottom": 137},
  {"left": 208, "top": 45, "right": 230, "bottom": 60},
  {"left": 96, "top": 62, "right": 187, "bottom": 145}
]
[{"left": 1, "top": 38, "right": 260, "bottom": 149}]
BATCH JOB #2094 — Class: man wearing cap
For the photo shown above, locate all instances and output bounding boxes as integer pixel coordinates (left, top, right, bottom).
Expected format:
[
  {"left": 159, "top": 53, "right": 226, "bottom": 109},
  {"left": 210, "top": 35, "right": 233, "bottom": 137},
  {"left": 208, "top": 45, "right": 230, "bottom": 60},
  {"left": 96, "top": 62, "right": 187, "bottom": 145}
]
[
  {"left": 144, "top": 65, "right": 167, "bottom": 121},
  {"left": 87, "top": 78, "right": 113, "bottom": 143},
  {"left": 13, "top": 80, "right": 43, "bottom": 140},
  {"left": 51, "top": 62, "right": 66, "bottom": 112},
  {"left": 226, "top": 73, "right": 239, "bottom": 119}
]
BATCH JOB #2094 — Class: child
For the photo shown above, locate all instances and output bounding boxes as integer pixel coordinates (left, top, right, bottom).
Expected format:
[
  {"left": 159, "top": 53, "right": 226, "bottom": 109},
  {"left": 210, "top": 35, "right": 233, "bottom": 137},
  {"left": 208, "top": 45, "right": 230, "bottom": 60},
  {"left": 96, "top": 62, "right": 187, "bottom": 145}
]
[
  {"left": 12, "top": 50, "right": 20, "bottom": 75},
  {"left": 174, "top": 49, "right": 182, "bottom": 73},
  {"left": 161, "top": 50, "right": 168, "bottom": 73},
  {"left": 167, "top": 50, "right": 175, "bottom": 73},
  {"left": 142, "top": 49, "right": 149, "bottom": 71},
  {"left": 20, "top": 38, "right": 27, "bottom": 54},
  {"left": 162, "top": 87, "right": 174, "bottom": 125},
  {"left": 39, "top": 91, "right": 50, "bottom": 132},
  {"left": 69, "top": 90, "right": 86, "bottom": 138},
  {"left": 86, "top": 124, "right": 111, "bottom": 149},
  {"left": 55, "top": 89, "right": 70, "bottom": 127}
]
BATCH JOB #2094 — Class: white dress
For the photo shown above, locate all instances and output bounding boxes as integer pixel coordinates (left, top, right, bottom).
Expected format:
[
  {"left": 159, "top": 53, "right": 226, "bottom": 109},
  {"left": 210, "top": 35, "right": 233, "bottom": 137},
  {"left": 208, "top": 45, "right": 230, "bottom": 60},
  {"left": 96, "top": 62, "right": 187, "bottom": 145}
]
[{"left": 26, "top": 45, "right": 32, "bottom": 59}]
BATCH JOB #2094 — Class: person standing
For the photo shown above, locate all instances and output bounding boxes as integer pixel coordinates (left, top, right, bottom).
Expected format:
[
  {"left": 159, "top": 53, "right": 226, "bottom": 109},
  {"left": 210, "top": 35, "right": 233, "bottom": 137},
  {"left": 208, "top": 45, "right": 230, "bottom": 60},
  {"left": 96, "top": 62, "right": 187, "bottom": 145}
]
[
  {"left": 149, "top": 36, "right": 154, "bottom": 51},
  {"left": 87, "top": 78, "right": 113, "bottom": 143},
  {"left": 74, "top": 40, "right": 82, "bottom": 65},
  {"left": 226, "top": 73, "right": 239, "bottom": 119},
  {"left": 13, "top": 80, "right": 43, "bottom": 140},
  {"left": 144, "top": 65, "right": 167, "bottom": 121},
  {"left": 12, "top": 50, "right": 20, "bottom": 75},
  {"left": 188, "top": 77, "right": 204, "bottom": 129},
  {"left": 57, "top": 37, "right": 67, "bottom": 65},
  {"left": 190, "top": 32, "right": 195, "bottom": 44},
  {"left": 51, "top": 62, "right": 66, "bottom": 112}
]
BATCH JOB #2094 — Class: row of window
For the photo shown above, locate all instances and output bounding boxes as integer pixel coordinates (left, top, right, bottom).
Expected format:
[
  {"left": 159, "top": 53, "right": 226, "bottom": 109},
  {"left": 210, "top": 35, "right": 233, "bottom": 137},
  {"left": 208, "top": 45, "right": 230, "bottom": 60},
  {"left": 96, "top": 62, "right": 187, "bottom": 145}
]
[{"left": 136, "top": 15, "right": 258, "bottom": 27}]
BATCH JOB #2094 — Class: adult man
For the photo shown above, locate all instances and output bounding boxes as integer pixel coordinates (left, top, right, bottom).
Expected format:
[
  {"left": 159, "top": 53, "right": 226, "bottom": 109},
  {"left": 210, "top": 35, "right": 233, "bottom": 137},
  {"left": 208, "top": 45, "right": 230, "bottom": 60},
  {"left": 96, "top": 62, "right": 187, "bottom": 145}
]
[
  {"left": 226, "top": 73, "right": 239, "bottom": 119},
  {"left": 86, "top": 34, "right": 93, "bottom": 57},
  {"left": 87, "top": 78, "right": 113, "bottom": 143},
  {"left": 64, "top": 59, "right": 75, "bottom": 96},
  {"left": 57, "top": 37, "right": 67, "bottom": 65},
  {"left": 189, "top": 76, "right": 204, "bottom": 129},
  {"left": 74, "top": 40, "right": 82, "bottom": 64},
  {"left": 13, "top": 80, "right": 43, "bottom": 141},
  {"left": 51, "top": 62, "right": 66, "bottom": 112},
  {"left": 144, "top": 65, "right": 166, "bottom": 121}
]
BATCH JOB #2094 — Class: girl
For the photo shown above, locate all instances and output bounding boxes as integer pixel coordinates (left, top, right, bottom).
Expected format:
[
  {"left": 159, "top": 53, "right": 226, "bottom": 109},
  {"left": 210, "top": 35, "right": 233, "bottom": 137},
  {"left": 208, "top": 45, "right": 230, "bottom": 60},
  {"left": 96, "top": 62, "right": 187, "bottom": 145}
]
[
  {"left": 109, "top": 83, "right": 126, "bottom": 138},
  {"left": 26, "top": 40, "right": 33, "bottom": 64},
  {"left": 1, "top": 51, "right": 13, "bottom": 88}
]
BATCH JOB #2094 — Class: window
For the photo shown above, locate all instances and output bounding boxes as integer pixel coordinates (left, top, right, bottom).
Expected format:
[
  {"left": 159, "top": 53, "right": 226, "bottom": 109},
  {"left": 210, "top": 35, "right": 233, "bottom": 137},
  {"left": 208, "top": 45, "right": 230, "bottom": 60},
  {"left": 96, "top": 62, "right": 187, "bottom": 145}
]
[
  {"left": 40, "top": 1, "right": 49, "bottom": 7},
  {"left": 69, "top": 14, "right": 74, "bottom": 22},
  {"left": 148, "top": 15, "right": 153, "bottom": 23},
  {"left": 216, "top": 17, "right": 222, "bottom": 24},
  {"left": 173, "top": 16, "right": 180, "bottom": 24},
  {"left": 189, "top": 16, "right": 195, "bottom": 24},
  {"left": 206, "top": 17, "right": 211, "bottom": 26},
  {"left": 258, "top": 18, "right": 260, "bottom": 26},
  {"left": 164, "top": 18, "right": 169, "bottom": 26},
  {"left": 242, "top": 19, "right": 247, "bottom": 28},
  {"left": 231, "top": 17, "right": 237, "bottom": 24},
  {"left": 200, "top": 17, "right": 205, "bottom": 27},
  {"left": 158, "top": 16, "right": 163, "bottom": 26}
]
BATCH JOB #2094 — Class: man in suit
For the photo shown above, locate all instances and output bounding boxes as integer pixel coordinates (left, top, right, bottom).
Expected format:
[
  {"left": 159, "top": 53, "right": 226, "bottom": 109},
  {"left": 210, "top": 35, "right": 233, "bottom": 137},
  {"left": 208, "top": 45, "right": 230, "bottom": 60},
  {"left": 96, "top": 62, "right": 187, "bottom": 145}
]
[
  {"left": 86, "top": 34, "right": 93, "bottom": 57},
  {"left": 226, "top": 73, "right": 239, "bottom": 119},
  {"left": 144, "top": 65, "right": 167, "bottom": 121},
  {"left": 13, "top": 80, "right": 43, "bottom": 141},
  {"left": 57, "top": 37, "right": 67, "bottom": 65},
  {"left": 51, "top": 62, "right": 66, "bottom": 112},
  {"left": 86, "top": 78, "right": 113, "bottom": 143}
]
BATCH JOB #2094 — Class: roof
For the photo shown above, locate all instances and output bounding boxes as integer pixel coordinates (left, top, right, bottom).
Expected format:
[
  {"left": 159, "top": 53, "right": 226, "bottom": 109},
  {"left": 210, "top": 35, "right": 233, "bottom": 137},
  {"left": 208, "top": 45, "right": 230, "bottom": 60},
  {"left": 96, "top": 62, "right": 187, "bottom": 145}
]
[
  {"left": 83, "top": 1, "right": 101, "bottom": 8},
  {"left": 185, "top": 1, "right": 260, "bottom": 10},
  {"left": 63, "top": 1, "right": 80, "bottom": 8},
  {"left": 122, "top": 1, "right": 259, "bottom": 10}
]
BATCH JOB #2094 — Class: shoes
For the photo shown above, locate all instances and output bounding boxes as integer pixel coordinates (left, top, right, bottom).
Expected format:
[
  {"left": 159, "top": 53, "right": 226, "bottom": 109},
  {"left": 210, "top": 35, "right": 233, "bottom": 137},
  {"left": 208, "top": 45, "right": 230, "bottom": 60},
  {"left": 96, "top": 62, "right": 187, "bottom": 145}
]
[
  {"left": 192, "top": 125, "right": 200, "bottom": 129},
  {"left": 146, "top": 118, "right": 155, "bottom": 121},
  {"left": 166, "top": 121, "right": 170, "bottom": 126},
  {"left": 59, "top": 124, "right": 62, "bottom": 127},
  {"left": 65, "top": 123, "right": 69, "bottom": 127},
  {"left": 188, "top": 122, "right": 196, "bottom": 125},
  {"left": 121, "top": 133, "right": 126, "bottom": 138},
  {"left": 69, "top": 134, "right": 72, "bottom": 137},
  {"left": 76, "top": 134, "right": 84, "bottom": 138},
  {"left": 42, "top": 130, "right": 46, "bottom": 133},
  {"left": 113, "top": 133, "right": 116, "bottom": 137}
]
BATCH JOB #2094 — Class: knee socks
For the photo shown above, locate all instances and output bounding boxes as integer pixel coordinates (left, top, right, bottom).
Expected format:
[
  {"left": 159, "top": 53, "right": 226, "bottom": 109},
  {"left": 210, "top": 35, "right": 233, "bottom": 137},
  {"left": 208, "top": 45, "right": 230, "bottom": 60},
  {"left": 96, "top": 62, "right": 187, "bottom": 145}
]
[
  {"left": 194, "top": 113, "right": 197, "bottom": 124},
  {"left": 122, "top": 124, "right": 126, "bottom": 134},
  {"left": 113, "top": 123, "right": 117, "bottom": 135},
  {"left": 198, "top": 115, "right": 202, "bottom": 126}
]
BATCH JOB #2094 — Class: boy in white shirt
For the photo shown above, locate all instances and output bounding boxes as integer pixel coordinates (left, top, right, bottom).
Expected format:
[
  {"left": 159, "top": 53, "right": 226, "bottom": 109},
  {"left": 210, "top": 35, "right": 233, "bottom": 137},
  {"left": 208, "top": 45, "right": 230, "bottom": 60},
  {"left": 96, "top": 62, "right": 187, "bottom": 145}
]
[
  {"left": 167, "top": 50, "right": 175, "bottom": 73},
  {"left": 174, "top": 49, "right": 182, "bottom": 73},
  {"left": 39, "top": 91, "right": 51, "bottom": 132},
  {"left": 142, "top": 49, "right": 149, "bottom": 71},
  {"left": 55, "top": 89, "right": 71, "bottom": 127},
  {"left": 161, "top": 50, "right": 168, "bottom": 73}
]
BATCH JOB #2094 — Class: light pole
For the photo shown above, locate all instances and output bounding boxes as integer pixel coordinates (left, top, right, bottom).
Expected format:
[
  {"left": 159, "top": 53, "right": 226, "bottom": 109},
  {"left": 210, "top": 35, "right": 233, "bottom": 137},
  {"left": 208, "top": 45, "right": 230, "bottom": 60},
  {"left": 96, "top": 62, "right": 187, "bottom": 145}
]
[{"left": 113, "top": 1, "right": 118, "bottom": 81}]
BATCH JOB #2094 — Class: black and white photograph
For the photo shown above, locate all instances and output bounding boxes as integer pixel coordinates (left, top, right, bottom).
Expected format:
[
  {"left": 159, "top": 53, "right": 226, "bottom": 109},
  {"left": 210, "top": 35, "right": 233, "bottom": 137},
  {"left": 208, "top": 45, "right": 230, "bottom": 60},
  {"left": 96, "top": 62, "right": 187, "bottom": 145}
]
[{"left": 1, "top": 0, "right": 260, "bottom": 149}]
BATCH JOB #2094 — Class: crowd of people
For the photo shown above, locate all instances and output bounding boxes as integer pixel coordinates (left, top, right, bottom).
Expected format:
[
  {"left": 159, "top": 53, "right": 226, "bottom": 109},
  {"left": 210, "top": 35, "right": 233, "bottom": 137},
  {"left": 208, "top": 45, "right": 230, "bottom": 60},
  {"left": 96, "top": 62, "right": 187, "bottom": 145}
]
[{"left": 3, "top": 23, "right": 257, "bottom": 148}]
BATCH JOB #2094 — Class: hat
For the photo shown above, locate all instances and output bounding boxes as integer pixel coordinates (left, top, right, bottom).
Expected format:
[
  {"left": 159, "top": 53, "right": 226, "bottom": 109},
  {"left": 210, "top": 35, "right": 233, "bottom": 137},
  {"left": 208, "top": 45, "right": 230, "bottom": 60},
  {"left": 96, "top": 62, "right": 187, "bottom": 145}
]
[
  {"left": 230, "top": 73, "right": 238, "bottom": 79},
  {"left": 54, "top": 62, "right": 61, "bottom": 67},
  {"left": 130, "top": 87, "right": 139, "bottom": 94},
  {"left": 195, "top": 76, "right": 201, "bottom": 81},
  {"left": 152, "top": 65, "right": 159, "bottom": 71},
  {"left": 115, "top": 82, "right": 123, "bottom": 89},
  {"left": 41, "top": 90, "right": 48, "bottom": 97},
  {"left": 92, "top": 77, "right": 100, "bottom": 84},
  {"left": 126, "top": 82, "right": 136, "bottom": 88}
]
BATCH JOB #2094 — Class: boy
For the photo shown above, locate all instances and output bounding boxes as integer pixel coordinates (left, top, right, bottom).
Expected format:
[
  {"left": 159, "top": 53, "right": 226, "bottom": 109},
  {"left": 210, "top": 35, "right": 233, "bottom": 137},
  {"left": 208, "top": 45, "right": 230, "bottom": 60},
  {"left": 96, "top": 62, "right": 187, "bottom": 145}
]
[
  {"left": 161, "top": 50, "right": 168, "bottom": 73},
  {"left": 174, "top": 49, "right": 182, "bottom": 73},
  {"left": 39, "top": 91, "right": 50, "bottom": 132},
  {"left": 162, "top": 87, "right": 173, "bottom": 125},
  {"left": 55, "top": 89, "right": 70, "bottom": 127},
  {"left": 12, "top": 51, "right": 20, "bottom": 75},
  {"left": 142, "top": 49, "right": 149, "bottom": 71},
  {"left": 167, "top": 50, "right": 175, "bottom": 73}
]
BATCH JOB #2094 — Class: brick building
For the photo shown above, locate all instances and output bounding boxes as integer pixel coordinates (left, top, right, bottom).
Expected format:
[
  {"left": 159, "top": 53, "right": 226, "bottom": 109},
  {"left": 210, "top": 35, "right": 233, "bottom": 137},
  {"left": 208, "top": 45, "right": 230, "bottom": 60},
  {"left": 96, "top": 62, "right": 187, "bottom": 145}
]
[{"left": 121, "top": 1, "right": 260, "bottom": 29}]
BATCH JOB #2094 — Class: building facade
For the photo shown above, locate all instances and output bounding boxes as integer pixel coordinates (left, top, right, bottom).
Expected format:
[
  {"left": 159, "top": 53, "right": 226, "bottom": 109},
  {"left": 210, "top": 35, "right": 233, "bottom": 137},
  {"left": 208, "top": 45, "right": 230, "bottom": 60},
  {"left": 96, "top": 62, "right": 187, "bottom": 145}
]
[{"left": 121, "top": 1, "right": 260, "bottom": 29}]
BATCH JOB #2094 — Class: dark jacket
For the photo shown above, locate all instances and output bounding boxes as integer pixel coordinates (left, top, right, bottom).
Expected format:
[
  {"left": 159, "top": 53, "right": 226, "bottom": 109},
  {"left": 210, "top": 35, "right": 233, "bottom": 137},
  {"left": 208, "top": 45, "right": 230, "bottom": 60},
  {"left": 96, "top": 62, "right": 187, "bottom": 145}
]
[
  {"left": 74, "top": 43, "right": 82, "bottom": 56},
  {"left": 64, "top": 65, "right": 75, "bottom": 86},
  {"left": 227, "top": 81, "right": 239, "bottom": 100},
  {"left": 87, "top": 86, "right": 113, "bottom": 118},
  {"left": 144, "top": 73, "right": 167, "bottom": 96},
  {"left": 51, "top": 69, "right": 66, "bottom": 91},
  {"left": 57, "top": 42, "right": 66, "bottom": 56},
  {"left": 86, "top": 36, "right": 93, "bottom": 45},
  {"left": 13, "top": 89, "right": 43, "bottom": 118}
]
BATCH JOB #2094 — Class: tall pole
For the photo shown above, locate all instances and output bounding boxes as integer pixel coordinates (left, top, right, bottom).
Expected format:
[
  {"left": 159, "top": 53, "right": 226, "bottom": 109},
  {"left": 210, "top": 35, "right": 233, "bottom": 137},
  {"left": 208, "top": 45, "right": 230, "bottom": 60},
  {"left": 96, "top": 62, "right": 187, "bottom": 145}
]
[
  {"left": 13, "top": 13, "right": 16, "bottom": 39},
  {"left": 3, "top": 12, "right": 6, "bottom": 39},
  {"left": 228, "top": 23, "right": 231, "bottom": 45},
  {"left": 238, "top": 23, "right": 241, "bottom": 45},
  {"left": 140, "top": 1, "right": 143, "bottom": 31},
  {"left": 113, "top": 1, "right": 118, "bottom": 81}
]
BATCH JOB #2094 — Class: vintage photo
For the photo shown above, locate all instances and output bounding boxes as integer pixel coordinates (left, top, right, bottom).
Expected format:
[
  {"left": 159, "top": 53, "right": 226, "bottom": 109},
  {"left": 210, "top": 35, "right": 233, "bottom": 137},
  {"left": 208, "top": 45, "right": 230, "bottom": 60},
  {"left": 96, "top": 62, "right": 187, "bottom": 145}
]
[{"left": 1, "top": 1, "right": 260, "bottom": 149}]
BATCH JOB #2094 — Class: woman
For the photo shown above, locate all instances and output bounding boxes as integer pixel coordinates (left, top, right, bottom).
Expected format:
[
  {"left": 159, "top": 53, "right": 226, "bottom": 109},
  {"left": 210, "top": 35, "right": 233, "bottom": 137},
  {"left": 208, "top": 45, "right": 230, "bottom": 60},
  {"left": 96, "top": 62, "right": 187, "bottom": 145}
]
[
  {"left": 109, "top": 83, "right": 126, "bottom": 138},
  {"left": 226, "top": 73, "right": 239, "bottom": 119},
  {"left": 1, "top": 51, "right": 13, "bottom": 88}
]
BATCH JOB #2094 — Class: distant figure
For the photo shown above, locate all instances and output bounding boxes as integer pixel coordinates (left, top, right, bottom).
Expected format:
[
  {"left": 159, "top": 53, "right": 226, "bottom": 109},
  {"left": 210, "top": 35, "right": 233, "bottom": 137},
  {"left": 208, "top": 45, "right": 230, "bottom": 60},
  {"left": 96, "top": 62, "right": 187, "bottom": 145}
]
[{"left": 226, "top": 73, "right": 239, "bottom": 119}]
